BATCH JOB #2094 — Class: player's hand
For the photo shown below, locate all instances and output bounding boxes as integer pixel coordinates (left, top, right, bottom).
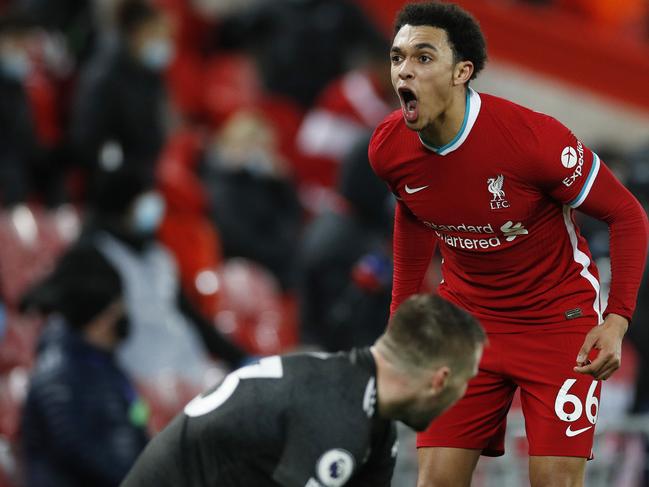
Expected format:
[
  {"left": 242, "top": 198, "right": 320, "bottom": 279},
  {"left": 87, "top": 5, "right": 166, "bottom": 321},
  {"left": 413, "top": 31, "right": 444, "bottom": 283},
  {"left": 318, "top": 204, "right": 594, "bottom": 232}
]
[{"left": 573, "top": 313, "right": 628, "bottom": 380}]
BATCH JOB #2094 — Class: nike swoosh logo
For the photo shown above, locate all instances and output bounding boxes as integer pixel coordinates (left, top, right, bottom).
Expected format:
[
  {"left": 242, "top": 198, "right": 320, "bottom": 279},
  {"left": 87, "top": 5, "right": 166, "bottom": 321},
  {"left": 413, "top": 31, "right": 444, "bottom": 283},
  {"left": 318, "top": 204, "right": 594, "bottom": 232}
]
[
  {"left": 404, "top": 184, "right": 429, "bottom": 194},
  {"left": 565, "top": 425, "right": 593, "bottom": 437}
]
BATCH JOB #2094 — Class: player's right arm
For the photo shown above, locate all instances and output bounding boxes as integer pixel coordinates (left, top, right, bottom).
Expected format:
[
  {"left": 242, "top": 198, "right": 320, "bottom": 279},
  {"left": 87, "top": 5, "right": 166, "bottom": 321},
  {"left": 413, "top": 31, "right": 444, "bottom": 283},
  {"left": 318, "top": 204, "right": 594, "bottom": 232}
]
[
  {"left": 368, "top": 117, "right": 436, "bottom": 316},
  {"left": 390, "top": 200, "right": 436, "bottom": 315}
]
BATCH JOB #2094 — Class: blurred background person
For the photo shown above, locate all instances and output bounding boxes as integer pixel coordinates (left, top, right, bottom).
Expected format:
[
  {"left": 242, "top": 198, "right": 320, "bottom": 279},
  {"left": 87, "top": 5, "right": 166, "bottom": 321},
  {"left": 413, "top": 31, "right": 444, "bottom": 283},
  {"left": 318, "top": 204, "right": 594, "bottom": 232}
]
[
  {"left": 0, "top": 11, "right": 67, "bottom": 210},
  {"left": 297, "top": 135, "right": 393, "bottom": 351},
  {"left": 20, "top": 249, "right": 148, "bottom": 487},
  {"left": 0, "top": 11, "right": 37, "bottom": 208},
  {"left": 23, "top": 164, "right": 248, "bottom": 389},
  {"left": 217, "top": 0, "right": 388, "bottom": 109},
  {"left": 295, "top": 42, "right": 395, "bottom": 192},
  {"left": 205, "top": 110, "right": 303, "bottom": 291},
  {"left": 70, "top": 0, "right": 175, "bottom": 181}
]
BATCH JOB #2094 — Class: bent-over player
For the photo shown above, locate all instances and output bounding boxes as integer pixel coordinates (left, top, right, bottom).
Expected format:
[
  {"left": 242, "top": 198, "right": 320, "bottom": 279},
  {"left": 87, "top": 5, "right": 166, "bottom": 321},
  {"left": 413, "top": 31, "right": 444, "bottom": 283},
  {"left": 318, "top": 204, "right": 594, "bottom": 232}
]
[{"left": 121, "top": 294, "right": 484, "bottom": 487}]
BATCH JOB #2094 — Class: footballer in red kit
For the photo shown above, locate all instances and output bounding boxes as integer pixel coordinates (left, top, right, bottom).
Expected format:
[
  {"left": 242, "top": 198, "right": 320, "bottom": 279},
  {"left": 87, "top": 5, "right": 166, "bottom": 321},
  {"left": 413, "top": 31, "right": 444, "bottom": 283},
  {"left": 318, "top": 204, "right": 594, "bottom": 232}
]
[{"left": 369, "top": 2, "right": 649, "bottom": 486}]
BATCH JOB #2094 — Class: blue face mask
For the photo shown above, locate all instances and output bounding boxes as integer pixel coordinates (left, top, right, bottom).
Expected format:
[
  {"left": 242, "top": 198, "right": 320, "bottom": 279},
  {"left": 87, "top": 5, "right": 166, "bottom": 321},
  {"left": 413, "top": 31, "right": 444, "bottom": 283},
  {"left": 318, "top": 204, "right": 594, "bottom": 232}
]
[
  {"left": 1, "top": 50, "right": 31, "bottom": 81},
  {"left": 139, "top": 39, "right": 174, "bottom": 71},
  {"left": 0, "top": 303, "right": 5, "bottom": 341},
  {"left": 131, "top": 192, "right": 165, "bottom": 235}
]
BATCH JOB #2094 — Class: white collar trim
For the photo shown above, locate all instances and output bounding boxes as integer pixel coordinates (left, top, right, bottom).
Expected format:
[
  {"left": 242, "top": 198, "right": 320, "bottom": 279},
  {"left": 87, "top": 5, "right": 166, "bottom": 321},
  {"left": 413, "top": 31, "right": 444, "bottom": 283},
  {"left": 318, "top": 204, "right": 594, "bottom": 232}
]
[{"left": 419, "top": 88, "right": 482, "bottom": 156}]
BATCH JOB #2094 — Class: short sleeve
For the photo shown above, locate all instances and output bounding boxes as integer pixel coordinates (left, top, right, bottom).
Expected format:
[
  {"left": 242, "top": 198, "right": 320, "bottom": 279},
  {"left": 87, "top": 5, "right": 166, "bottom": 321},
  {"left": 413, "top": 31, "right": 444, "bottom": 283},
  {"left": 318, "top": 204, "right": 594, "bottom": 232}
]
[{"left": 530, "top": 116, "right": 601, "bottom": 209}]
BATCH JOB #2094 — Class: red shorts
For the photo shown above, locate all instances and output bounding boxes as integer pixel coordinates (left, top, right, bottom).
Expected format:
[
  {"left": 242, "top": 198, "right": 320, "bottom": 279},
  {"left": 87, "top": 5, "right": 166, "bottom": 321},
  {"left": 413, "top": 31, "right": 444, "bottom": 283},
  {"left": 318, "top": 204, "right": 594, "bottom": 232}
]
[{"left": 417, "top": 326, "right": 602, "bottom": 458}]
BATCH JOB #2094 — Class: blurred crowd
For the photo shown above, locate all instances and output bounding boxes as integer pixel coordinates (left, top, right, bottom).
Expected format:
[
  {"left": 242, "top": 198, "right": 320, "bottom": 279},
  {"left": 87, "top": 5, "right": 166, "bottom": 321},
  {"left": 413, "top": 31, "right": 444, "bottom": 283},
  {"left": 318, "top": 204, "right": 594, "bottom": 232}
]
[
  {"left": 0, "top": 0, "right": 647, "bottom": 486},
  {"left": 520, "top": 0, "right": 649, "bottom": 38}
]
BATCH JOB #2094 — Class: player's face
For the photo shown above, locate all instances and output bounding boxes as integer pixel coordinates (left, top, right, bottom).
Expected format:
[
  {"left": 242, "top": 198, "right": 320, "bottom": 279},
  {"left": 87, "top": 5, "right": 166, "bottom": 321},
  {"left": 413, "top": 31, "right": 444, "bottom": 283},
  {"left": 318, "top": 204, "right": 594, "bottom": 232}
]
[
  {"left": 402, "top": 345, "right": 482, "bottom": 432},
  {"left": 390, "top": 25, "right": 457, "bottom": 131}
]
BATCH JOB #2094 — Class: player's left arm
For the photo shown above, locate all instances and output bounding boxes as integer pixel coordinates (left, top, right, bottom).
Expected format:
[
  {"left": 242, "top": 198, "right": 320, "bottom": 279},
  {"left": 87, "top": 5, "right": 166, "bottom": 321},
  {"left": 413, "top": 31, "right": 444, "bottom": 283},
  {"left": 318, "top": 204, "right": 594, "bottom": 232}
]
[
  {"left": 532, "top": 116, "right": 649, "bottom": 380},
  {"left": 571, "top": 162, "right": 648, "bottom": 380}
]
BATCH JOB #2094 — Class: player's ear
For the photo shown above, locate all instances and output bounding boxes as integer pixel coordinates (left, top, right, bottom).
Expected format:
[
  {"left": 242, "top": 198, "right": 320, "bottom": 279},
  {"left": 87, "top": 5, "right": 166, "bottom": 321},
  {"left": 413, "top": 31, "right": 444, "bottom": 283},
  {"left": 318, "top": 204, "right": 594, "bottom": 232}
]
[
  {"left": 430, "top": 365, "right": 450, "bottom": 394},
  {"left": 453, "top": 61, "right": 473, "bottom": 86}
]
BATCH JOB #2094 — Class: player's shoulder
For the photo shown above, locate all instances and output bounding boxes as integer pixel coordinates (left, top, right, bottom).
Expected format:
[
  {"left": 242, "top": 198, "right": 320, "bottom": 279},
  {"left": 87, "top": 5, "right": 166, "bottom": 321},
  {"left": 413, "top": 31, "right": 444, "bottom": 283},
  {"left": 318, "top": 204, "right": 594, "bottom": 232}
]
[
  {"left": 478, "top": 92, "right": 571, "bottom": 155},
  {"left": 282, "top": 350, "right": 357, "bottom": 376},
  {"left": 482, "top": 92, "right": 569, "bottom": 130},
  {"left": 370, "top": 110, "right": 404, "bottom": 142},
  {"left": 283, "top": 349, "right": 376, "bottom": 410}
]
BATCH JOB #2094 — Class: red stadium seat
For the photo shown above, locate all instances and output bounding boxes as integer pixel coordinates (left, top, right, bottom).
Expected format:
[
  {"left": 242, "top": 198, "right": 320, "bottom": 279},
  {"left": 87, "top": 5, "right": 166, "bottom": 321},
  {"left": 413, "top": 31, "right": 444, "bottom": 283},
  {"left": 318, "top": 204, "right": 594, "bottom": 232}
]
[
  {"left": 213, "top": 259, "right": 299, "bottom": 356},
  {"left": 0, "top": 435, "right": 19, "bottom": 487},
  {"left": 0, "top": 367, "right": 29, "bottom": 442},
  {"left": 203, "top": 55, "right": 263, "bottom": 127},
  {"left": 0, "top": 206, "right": 77, "bottom": 308},
  {"left": 158, "top": 211, "right": 224, "bottom": 317},
  {"left": 136, "top": 375, "right": 204, "bottom": 435},
  {"left": 0, "top": 312, "right": 41, "bottom": 373}
]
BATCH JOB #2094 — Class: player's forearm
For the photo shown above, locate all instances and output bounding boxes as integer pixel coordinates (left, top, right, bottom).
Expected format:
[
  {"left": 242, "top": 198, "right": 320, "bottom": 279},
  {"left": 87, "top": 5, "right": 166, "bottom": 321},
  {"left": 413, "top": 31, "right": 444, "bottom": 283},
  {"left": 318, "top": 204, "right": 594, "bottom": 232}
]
[
  {"left": 605, "top": 198, "right": 648, "bottom": 321},
  {"left": 579, "top": 165, "right": 649, "bottom": 322},
  {"left": 391, "top": 201, "right": 435, "bottom": 315}
]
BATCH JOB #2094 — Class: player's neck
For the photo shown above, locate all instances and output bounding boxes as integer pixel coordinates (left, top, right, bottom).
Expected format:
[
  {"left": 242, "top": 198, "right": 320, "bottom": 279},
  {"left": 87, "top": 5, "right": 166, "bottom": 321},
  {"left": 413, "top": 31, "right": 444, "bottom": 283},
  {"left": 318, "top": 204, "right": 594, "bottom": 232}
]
[
  {"left": 370, "top": 346, "right": 414, "bottom": 419},
  {"left": 419, "top": 88, "right": 467, "bottom": 148}
]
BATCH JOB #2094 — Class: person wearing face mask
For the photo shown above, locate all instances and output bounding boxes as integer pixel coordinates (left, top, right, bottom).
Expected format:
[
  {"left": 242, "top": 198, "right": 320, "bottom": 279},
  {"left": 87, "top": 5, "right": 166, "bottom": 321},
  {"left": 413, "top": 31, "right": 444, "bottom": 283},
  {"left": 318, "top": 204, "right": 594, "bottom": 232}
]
[
  {"left": 20, "top": 251, "right": 149, "bottom": 487},
  {"left": 70, "top": 0, "right": 175, "bottom": 179},
  {"left": 205, "top": 110, "right": 303, "bottom": 290},
  {"left": 23, "top": 165, "right": 249, "bottom": 388},
  {"left": 0, "top": 11, "right": 39, "bottom": 207}
]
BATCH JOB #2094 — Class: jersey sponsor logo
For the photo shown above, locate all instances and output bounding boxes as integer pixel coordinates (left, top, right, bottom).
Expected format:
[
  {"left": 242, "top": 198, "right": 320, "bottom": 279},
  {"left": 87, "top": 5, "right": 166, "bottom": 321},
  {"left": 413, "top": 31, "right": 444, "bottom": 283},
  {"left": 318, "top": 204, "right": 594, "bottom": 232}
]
[
  {"left": 423, "top": 219, "right": 529, "bottom": 249},
  {"left": 562, "top": 141, "right": 585, "bottom": 187},
  {"left": 561, "top": 146, "right": 578, "bottom": 168},
  {"left": 500, "top": 221, "right": 528, "bottom": 242},
  {"left": 565, "top": 425, "right": 593, "bottom": 437},
  {"left": 316, "top": 449, "right": 355, "bottom": 487},
  {"left": 404, "top": 184, "right": 429, "bottom": 194},
  {"left": 435, "top": 232, "right": 502, "bottom": 250},
  {"left": 423, "top": 221, "right": 494, "bottom": 235},
  {"left": 362, "top": 377, "right": 377, "bottom": 418},
  {"left": 487, "top": 175, "right": 510, "bottom": 209}
]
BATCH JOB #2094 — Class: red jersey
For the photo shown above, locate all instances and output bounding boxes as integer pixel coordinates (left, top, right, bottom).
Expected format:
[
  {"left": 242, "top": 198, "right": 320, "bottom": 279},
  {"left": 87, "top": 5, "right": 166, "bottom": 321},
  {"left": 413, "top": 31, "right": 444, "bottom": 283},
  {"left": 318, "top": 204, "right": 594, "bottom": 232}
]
[{"left": 370, "top": 89, "right": 648, "bottom": 332}]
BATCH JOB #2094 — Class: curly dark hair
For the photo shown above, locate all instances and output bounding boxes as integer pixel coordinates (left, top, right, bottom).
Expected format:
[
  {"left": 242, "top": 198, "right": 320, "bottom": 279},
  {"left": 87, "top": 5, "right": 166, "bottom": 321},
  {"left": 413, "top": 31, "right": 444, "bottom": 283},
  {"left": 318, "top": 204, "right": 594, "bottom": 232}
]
[{"left": 394, "top": 1, "right": 487, "bottom": 80}]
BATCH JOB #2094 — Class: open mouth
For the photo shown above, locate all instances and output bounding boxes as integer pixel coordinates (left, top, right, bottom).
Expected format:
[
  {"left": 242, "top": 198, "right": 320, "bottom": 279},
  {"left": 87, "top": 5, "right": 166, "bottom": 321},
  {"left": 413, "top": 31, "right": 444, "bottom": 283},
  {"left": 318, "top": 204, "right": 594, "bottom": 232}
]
[{"left": 398, "top": 88, "right": 419, "bottom": 123}]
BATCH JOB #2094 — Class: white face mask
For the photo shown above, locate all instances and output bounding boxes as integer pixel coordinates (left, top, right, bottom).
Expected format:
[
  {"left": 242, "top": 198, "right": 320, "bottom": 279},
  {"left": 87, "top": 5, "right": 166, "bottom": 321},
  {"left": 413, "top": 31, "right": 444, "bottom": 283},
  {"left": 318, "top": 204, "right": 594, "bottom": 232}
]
[
  {"left": 139, "top": 38, "right": 174, "bottom": 71},
  {"left": 131, "top": 192, "right": 165, "bottom": 234},
  {"left": 1, "top": 49, "right": 31, "bottom": 81}
]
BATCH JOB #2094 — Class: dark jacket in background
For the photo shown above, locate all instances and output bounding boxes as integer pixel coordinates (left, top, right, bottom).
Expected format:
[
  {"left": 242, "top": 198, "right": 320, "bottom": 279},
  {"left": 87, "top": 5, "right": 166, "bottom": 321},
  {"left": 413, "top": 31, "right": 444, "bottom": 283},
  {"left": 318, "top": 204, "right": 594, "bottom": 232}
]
[
  {"left": 21, "top": 318, "right": 149, "bottom": 487},
  {"left": 0, "top": 73, "right": 38, "bottom": 205},
  {"left": 297, "top": 136, "right": 393, "bottom": 351},
  {"left": 207, "top": 168, "right": 302, "bottom": 290},
  {"left": 70, "top": 42, "right": 166, "bottom": 175},
  {"left": 219, "top": 0, "right": 386, "bottom": 108}
]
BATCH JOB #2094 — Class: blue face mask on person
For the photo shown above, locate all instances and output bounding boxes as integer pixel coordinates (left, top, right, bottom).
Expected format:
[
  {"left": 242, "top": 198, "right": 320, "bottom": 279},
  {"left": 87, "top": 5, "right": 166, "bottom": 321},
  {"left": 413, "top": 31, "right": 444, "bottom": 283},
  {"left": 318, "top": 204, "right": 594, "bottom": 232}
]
[
  {"left": 139, "top": 38, "right": 174, "bottom": 71},
  {"left": 131, "top": 192, "right": 165, "bottom": 235},
  {"left": 0, "top": 50, "right": 31, "bottom": 81},
  {"left": 0, "top": 302, "right": 6, "bottom": 342}
]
